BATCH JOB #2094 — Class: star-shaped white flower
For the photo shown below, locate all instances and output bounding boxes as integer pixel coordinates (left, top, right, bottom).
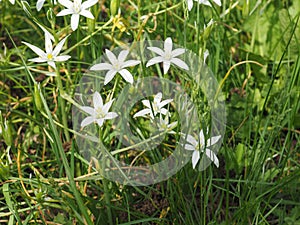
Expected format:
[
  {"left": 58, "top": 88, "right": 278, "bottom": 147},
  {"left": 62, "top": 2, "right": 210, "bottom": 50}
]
[
  {"left": 57, "top": 0, "right": 98, "bottom": 31},
  {"left": 133, "top": 92, "right": 173, "bottom": 119},
  {"left": 156, "top": 114, "right": 177, "bottom": 134},
  {"left": 90, "top": 49, "right": 141, "bottom": 85},
  {"left": 80, "top": 91, "right": 118, "bottom": 128},
  {"left": 22, "top": 34, "right": 71, "bottom": 69},
  {"left": 183, "top": 130, "right": 221, "bottom": 169},
  {"left": 187, "top": 0, "right": 221, "bottom": 11},
  {"left": 146, "top": 37, "right": 189, "bottom": 74},
  {"left": 37, "top": 0, "right": 57, "bottom": 11}
]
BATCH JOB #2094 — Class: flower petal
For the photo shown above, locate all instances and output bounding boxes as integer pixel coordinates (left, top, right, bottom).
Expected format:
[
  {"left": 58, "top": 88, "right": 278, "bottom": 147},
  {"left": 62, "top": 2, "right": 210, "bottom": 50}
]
[
  {"left": 36, "top": 0, "right": 45, "bottom": 11},
  {"left": 133, "top": 108, "right": 151, "bottom": 118},
  {"left": 185, "top": 134, "right": 198, "bottom": 147},
  {"left": 48, "top": 61, "right": 56, "bottom": 69},
  {"left": 213, "top": 0, "right": 221, "bottom": 6},
  {"left": 56, "top": 8, "right": 73, "bottom": 16},
  {"left": 102, "top": 99, "right": 114, "bottom": 114},
  {"left": 23, "top": 41, "right": 45, "bottom": 58},
  {"left": 163, "top": 61, "right": 171, "bottom": 74},
  {"left": 199, "top": 130, "right": 205, "bottom": 146},
  {"left": 105, "top": 49, "right": 118, "bottom": 65},
  {"left": 104, "top": 70, "right": 117, "bottom": 85},
  {"left": 172, "top": 48, "right": 185, "bottom": 57},
  {"left": 45, "top": 32, "right": 53, "bottom": 54},
  {"left": 192, "top": 150, "right": 200, "bottom": 169},
  {"left": 159, "top": 98, "right": 173, "bottom": 108},
  {"left": 93, "top": 91, "right": 103, "bottom": 108},
  {"left": 164, "top": 37, "right": 173, "bottom": 54},
  {"left": 118, "top": 50, "right": 129, "bottom": 62},
  {"left": 205, "top": 148, "right": 219, "bottom": 167},
  {"left": 80, "top": 9, "right": 94, "bottom": 19},
  {"left": 81, "top": 106, "right": 94, "bottom": 115},
  {"left": 146, "top": 56, "right": 164, "bottom": 67},
  {"left": 90, "top": 63, "right": 113, "bottom": 71},
  {"left": 53, "top": 35, "right": 69, "bottom": 56},
  {"left": 154, "top": 92, "right": 162, "bottom": 103},
  {"left": 81, "top": 116, "right": 94, "bottom": 127},
  {"left": 96, "top": 118, "right": 104, "bottom": 127},
  {"left": 105, "top": 112, "right": 118, "bottom": 120},
  {"left": 119, "top": 69, "right": 134, "bottom": 84},
  {"left": 71, "top": 13, "right": 80, "bottom": 31},
  {"left": 147, "top": 46, "right": 164, "bottom": 56},
  {"left": 184, "top": 144, "right": 196, "bottom": 151},
  {"left": 58, "top": 0, "right": 73, "bottom": 9},
  {"left": 171, "top": 58, "right": 189, "bottom": 70},
  {"left": 187, "top": 0, "right": 193, "bottom": 11},
  {"left": 207, "top": 135, "right": 221, "bottom": 147},
  {"left": 122, "top": 60, "right": 141, "bottom": 68},
  {"left": 81, "top": 0, "right": 98, "bottom": 9},
  {"left": 28, "top": 57, "right": 47, "bottom": 63},
  {"left": 141, "top": 100, "right": 151, "bottom": 108},
  {"left": 54, "top": 55, "right": 71, "bottom": 62}
]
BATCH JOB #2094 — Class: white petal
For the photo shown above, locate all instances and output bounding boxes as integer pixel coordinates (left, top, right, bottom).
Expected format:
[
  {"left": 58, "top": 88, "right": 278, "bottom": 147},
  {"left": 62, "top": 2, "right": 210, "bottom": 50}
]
[
  {"left": 48, "top": 61, "right": 56, "bottom": 69},
  {"left": 104, "top": 70, "right": 117, "bottom": 85},
  {"left": 96, "top": 118, "right": 104, "bottom": 127},
  {"left": 36, "top": 0, "right": 45, "bottom": 11},
  {"left": 102, "top": 99, "right": 114, "bottom": 114},
  {"left": 204, "top": 49, "right": 209, "bottom": 63},
  {"left": 105, "top": 112, "right": 118, "bottom": 120},
  {"left": 58, "top": 0, "right": 73, "bottom": 9},
  {"left": 159, "top": 108, "right": 169, "bottom": 115},
  {"left": 117, "top": 50, "right": 129, "bottom": 62},
  {"left": 81, "top": 106, "right": 94, "bottom": 115},
  {"left": 184, "top": 144, "right": 196, "bottom": 151},
  {"left": 54, "top": 55, "right": 71, "bottom": 62},
  {"left": 53, "top": 35, "right": 69, "bottom": 56},
  {"left": 154, "top": 92, "right": 162, "bottom": 103},
  {"left": 147, "top": 46, "right": 164, "bottom": 56},
  {"left": 213, "top": 0, "right": 221, "bottom": 6},
  {"left": 81, "top": 0, "right": 98, "bottom": 9},
  {"left": 80, "top": 10, "right": 94, "bottom": 19},
  {"left": 163, "top": 61, "right": 171, "bottom": 74},
  {"left": 133, "top": 108, "right": 151, "bottom": 118},
  {"left": 192, "top": 151, "right": 200, "bottom": 169},
  {"left": 29, "top": 57, "right": 47, "bottom": 63},
  {"left": 172, "top": 48, "right": 185, "bottom": 57},
  {"left": 23, "top": 41, "right": 45, "bottom": 58},
  {"left": 185, "top": 134, "right": 198, "bottom": 146},
  {"left": 146, "top": 57, "right": 164, "bottom": 67},
  {"left": 164, "top": 37, "right": 173, "bottom": 54},
  {"left": 205, "top": 149, "right": 219, "bottom": 167},
  {"left": 105, "top": 49, "right": 118, "bottom": 65},
  {"left": 71, "top": 13, "right": 80, "bottom": 31},
  {"left": 44, "top": 34, "right": 53, "bottom": 54},
  {"left": 122, "top": 60, "right": 141, "bottom": 68},
  {"left": 9, "top": 0, "right": 15, "bottom": 4},
  {"left": 171, "top": 58, "right": 189, "bottom": 70},
  {"left": 142, "top": 100, "right": 151, "bottom": 108},
  {"left": 207, "top": 135, "right": 221, "bottom": 147},
  {"left": 159, "top": 99, "right": 173, "bottom": 108},
  {"left": 199, "top": 0, "right": 212, "bottom": 6},
  {"left": 81, "top": 116, "right": 94, "bottom": 127},
  {"left": 56, "top": 9, "right": 73, "bottom": 16},
  {"left": 90, "top": 63, "right": 113, "bottom": 71},
  {"left": 119, "top": 69, "right": 134, "bottom": 84},
  {"left": 199, "top": 130, "right": 205, "bottom": 146},
  {"left": 93, "top": 91, "right": 103, "bottom": 108},
  {"left": 187, "top": 0, "right": 193, "bottom": 11}
]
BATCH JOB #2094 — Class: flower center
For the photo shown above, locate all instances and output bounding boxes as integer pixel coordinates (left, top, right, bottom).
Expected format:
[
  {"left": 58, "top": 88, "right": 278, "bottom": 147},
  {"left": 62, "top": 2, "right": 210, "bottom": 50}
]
[
  {"left": 95, "top": 107, "right": 105, "bottom": 119},
  {"left": 195, "top": 143, "right": 203, "bottom": 152},
  {"left": 47, "top": 53, "right": 53, "bottom": 60},
  {"left": 113, "top": 62, "right": 121, "bottom": 71},
  {"left": 73, "top": 0, "right": 81, "bottom": 13},
  {"left": 165, "top": 52, "right": 172, "bottom": 61}
]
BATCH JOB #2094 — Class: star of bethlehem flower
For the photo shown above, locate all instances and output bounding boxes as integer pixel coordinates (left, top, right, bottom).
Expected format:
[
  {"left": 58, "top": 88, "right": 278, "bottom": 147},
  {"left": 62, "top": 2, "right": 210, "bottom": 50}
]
[
  {"left": 133, "top": 92, "right": 173, "bottom": 119},
  {"left": 183, "top": 130, "right": 221, "bottom": 169},
  {"left": 90, "top": 49, "right": 141, "bottom": 85},
  {"left": 187, "top": 0, "right": 221, "bottom": 11},
  {"left": 80, "top": 91, "right": 118, "bottom": 128},
  {"left": 22, "top": 33, "right": 71, "bottom": 69},
  {"left": 155, "top": 114, "right": 177, "bottom": 134},
  {"left": 57, "top": 0, "right": 98, "bottom": 31},
  {"left": 36, "top": 0, "right": 57, "bottom": 11},
  {"left": 146, "top": 37, "right": 189, "bottom": 74}
]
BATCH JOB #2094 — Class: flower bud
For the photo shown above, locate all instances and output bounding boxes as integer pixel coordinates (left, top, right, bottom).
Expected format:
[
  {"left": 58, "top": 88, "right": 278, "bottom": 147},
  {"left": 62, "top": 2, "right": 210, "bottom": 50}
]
[
  {"left": 34, "top": 83, "right": 42, "bottom": 111},
  {"left": 110, "top": 0, "right": 120, "bottom": 17}
]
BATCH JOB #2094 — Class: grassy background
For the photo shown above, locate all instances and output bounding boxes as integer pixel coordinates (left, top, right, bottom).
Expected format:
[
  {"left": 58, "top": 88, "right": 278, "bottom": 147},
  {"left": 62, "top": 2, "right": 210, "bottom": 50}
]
[{"left": 0, "top": 0, "right": 300, "bottom": 224}]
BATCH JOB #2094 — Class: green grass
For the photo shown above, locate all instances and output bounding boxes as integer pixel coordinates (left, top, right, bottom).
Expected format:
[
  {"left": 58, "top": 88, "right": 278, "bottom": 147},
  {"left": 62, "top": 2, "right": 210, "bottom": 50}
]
[{"left": 0, "top": 0, "right": 300, "bottom": 224}]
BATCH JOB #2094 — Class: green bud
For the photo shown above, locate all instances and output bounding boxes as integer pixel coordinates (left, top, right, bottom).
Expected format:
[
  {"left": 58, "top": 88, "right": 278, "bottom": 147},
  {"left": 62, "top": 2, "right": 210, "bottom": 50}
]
[
  {"left": 110, "top": 0, "right": 120, "bottom": 17},
  {"left": 34, "top": 83, "right": 42, "bottom": 111}
]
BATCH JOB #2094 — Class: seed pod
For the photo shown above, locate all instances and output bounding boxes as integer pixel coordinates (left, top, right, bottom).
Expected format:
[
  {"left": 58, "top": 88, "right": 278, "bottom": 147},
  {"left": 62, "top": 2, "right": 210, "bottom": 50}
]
[{"left": 110, "top": 0, "right": 120, "bottom": 17}]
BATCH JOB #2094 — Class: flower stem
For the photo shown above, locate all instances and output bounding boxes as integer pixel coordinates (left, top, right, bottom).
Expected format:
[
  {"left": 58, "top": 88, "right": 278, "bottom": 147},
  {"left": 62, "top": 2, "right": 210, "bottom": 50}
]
[{"left": 55, "top": 65, "right": 70, "bottom": 142}]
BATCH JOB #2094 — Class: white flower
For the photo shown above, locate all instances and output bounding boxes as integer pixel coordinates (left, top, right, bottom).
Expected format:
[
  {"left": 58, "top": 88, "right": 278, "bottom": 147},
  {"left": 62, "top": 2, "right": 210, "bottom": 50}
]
[
  {"left": 156, "top": 114, "right": 177, "bottom": 134},
  {"left": 133, "top": 92, "right": 173, "bottom": 119},
  {"left": 146, "top": 37, "right": 189, "bottom": 74},
  {"left": 187, "top": 0, "right": 221, "bottom": 11},
  {"left": 36, "top": 0, "right": 57, "bottom": 11},
  {"left": 90, "top": 49, "right": 141, "bottom": 85},
  {"left": 204, "top": 49, "right": 209, "bottom": 64},
  {"left": 183, "top": 130, "right": 221, "bottom": 169},
  {"left": 22, "top": 34, "right": 71, "bottom": 69},
  {"left": 57, "top": 0, "right": 98, "bottom": 31},
  {"left": 80, "top": 91, "right": 118, "bottom": 128}
]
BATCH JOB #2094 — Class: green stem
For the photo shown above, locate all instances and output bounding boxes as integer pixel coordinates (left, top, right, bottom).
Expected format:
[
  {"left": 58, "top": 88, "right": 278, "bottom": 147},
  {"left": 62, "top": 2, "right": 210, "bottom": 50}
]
[{"left": 55, "top": 65, "right": 70, "bottom": 142}]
